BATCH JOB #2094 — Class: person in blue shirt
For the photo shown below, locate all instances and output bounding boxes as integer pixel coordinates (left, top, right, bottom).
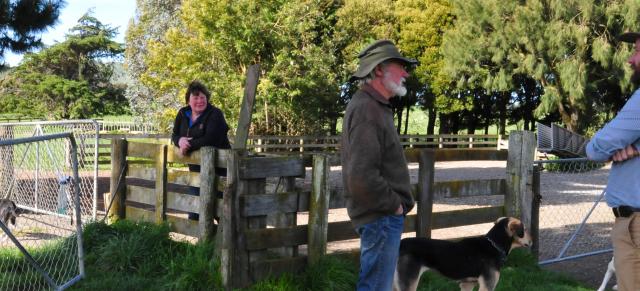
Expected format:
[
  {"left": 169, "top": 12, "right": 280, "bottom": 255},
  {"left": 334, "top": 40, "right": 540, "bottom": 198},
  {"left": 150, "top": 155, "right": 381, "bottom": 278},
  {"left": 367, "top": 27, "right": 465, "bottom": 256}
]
[{"left": 586, "top": 32, "right": 640, "bottom": 291}]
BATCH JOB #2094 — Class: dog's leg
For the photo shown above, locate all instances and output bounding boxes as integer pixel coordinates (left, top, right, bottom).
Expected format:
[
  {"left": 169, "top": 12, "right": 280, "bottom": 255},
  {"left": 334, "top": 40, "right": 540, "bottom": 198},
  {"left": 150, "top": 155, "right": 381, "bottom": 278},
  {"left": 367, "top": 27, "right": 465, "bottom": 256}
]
[
  {"left": 597, "top": 257, "right": 616, "bottom": 291},
  {"left": 478, "top": 270, "right": 500, "bottom": 291},
  {"left": 394, "top": 255, "right": 426, "bottom": 291},
  {"left": 459, "top": 282, "right": 476, "bottom": 291}
]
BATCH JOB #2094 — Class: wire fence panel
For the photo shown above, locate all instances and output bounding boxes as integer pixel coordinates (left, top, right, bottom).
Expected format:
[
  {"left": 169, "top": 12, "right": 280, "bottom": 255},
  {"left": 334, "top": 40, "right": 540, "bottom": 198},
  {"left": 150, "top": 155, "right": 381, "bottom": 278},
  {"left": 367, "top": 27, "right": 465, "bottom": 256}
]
[
  {"left": 0, "top": 120, "right": 99, "bottom": 219},
  {"left": 533, "top": 157, "right": 616, "bottom": 287},
  {"left": 535, "top": 158, "right": 613, "bottom": 265},
  {"left": 0, "top": 133, "right": 85, "bottom": 291}
]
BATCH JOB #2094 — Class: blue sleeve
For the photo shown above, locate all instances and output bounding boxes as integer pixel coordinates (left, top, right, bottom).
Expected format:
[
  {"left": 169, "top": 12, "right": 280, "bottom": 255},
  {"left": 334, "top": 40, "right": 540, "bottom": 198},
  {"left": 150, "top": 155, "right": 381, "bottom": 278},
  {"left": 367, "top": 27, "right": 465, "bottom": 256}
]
[{"left": 586, "top": 125, "right": 640, "bottom": 162}]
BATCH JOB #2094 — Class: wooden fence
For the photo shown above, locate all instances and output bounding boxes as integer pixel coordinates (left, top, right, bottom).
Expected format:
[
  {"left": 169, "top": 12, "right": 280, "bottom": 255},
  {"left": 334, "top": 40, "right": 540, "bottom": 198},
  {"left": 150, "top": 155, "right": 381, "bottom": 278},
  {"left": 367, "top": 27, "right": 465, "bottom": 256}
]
[
  {"left": 107, "top": 139, "right": 227, "bottom": 241},
  {"left": 97, "top": 133, "right": 507, "bottom": 167},
  {"left": 248, "top": 134, "right": 506, "bottom": 153},
  {"left": 108, "top": 131, "right": 537, "bottom": 290}
]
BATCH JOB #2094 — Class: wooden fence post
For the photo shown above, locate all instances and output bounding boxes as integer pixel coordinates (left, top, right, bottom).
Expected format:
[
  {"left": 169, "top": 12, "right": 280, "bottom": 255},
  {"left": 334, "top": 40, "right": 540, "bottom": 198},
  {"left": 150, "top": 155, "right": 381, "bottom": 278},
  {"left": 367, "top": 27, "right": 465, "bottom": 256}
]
[
  {"left": 233, "top": 64, "right": 260, "bottom": 150},
  {"left": 505, "top": 131, "right": 536, "bottom": 230},
  {"left": 108, "top": 138, "right": 127, "bottom": 222},
  {"left": 221, "top": 150, "right": 239, "bottom": 290},
  {"left": 154, "top": 144, "right": 167, "bottom": 224},
  {"left": 416, "top": 149, "right": 435, "bottom": 238},
  {"left": 199, "top": 147, "right": 218, "bottom": 242},
  {"left": 228, "top": 151, "right": 266, "bottom": 286},
  {"left": 308, "top": 154, "right": 329, "bottom": 264}
]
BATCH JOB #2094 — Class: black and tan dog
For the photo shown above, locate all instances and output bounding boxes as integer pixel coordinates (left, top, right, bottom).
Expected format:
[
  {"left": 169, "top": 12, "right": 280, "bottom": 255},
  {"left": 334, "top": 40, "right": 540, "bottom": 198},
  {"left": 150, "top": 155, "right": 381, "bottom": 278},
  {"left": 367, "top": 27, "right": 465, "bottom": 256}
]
[
  {"left": 393, "top": 217, "right": 532, "bottom": 291},
  {"left": 0, "top": 198, "right": 19, "bottom": 227}
]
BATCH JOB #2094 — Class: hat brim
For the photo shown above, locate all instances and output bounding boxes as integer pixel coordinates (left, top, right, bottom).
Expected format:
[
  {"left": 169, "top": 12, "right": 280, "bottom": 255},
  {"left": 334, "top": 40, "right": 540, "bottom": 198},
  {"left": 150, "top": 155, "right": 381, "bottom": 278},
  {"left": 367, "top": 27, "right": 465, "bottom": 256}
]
[
  {"left": 349, "top": 56, "right": 418, "bottom": 82},
  {"left": 618, "top": 32, "right": 640, "bottom": 43}
]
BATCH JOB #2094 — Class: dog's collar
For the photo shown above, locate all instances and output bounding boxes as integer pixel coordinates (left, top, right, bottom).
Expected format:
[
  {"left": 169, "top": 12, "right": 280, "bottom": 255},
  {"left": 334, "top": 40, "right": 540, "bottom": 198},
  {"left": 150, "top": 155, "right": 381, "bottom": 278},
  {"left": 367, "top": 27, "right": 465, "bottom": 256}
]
[{"left": 485, "top": 236, "right": 507, "bottom": 263}]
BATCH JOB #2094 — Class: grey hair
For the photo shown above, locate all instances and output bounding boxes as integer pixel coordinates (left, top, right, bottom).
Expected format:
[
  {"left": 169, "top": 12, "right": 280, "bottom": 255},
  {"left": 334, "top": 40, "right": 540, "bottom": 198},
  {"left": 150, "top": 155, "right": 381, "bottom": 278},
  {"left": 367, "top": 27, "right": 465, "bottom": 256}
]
[{"left": 357, "top": 60, "right": 392, "bottom": 87}]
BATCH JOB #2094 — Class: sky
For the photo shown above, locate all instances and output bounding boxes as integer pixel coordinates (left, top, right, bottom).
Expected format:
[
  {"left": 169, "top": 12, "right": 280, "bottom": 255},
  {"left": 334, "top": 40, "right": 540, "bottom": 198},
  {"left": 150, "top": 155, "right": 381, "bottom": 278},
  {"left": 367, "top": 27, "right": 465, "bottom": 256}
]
[{"left": 5, "top": 0, "right": 137, "bottom": 67}]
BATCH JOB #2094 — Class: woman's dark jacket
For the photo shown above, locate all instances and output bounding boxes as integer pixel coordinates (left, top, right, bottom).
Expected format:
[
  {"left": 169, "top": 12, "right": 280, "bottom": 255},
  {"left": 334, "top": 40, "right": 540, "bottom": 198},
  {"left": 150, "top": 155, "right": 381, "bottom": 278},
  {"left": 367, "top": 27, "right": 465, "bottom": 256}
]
[{"left": 171, "top": 104, "right": 231, "bottom": 153}]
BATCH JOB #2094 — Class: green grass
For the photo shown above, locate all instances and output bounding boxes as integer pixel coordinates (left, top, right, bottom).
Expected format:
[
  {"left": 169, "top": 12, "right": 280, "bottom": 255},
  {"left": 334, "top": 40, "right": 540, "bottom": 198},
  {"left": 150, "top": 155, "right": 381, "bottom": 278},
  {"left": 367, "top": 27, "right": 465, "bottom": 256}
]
[{"left": 0, "top": 221, "right": 594, "bottom": 291}]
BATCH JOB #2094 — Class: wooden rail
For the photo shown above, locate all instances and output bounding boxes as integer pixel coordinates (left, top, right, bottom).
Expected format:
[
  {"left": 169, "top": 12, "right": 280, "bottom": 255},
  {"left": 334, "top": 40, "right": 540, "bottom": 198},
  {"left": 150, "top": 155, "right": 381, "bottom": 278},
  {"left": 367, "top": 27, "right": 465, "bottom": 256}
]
[
  {"left": 248, "top": 134, "right": 506, "bottom": 152},
  {"left": 96, "top": 134, "right": 507, "bottom": 167},
  {"left": 109, "top": 131, "right": 537, "bottom": 290},
  {"left": 107, "top": 139, "right": 227, "bottom": 241}
]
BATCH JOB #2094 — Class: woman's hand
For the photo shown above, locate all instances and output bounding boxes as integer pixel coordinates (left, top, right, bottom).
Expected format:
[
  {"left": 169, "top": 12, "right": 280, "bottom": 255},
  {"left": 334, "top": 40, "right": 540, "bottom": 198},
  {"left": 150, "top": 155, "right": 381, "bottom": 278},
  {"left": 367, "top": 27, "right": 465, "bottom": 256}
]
[{"left": 178, "top": 137, "right": 192, "bottom": 155}]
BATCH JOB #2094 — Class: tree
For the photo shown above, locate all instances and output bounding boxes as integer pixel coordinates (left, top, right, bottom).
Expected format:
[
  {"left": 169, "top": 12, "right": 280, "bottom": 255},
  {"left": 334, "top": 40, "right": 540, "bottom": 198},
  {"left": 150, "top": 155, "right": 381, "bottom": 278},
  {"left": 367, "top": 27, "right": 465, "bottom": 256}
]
[
  {"left": 443, "top": 0, "right": 638, "bottom": 134},
  {"left": 124, "top": 0, "right": 181, "bottom": 124},
  {"left": 394, "top": 0, "right": 455, "bottom": 134},
  {"left": 141, "top": 0, "right": 349, "bottom": 135},
  {"left": 0, "top": 0, "right": 65, "bottom": 67},
  {"left": 0, "top": 12, "right": 127, "bottom": 119}
]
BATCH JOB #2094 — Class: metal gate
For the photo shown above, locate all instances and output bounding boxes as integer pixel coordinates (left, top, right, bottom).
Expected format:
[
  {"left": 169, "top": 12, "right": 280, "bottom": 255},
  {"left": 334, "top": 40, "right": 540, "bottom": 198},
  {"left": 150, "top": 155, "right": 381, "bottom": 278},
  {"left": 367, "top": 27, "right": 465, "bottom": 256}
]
[
  {"left": 534, "top": 158, "right": 613, "bottom": 265},
  {"left": 0, "top": 133, "right": 85, "bottom": 290},
  {"left": 0, "top": 120, "right": 99, "bottom": 219}
]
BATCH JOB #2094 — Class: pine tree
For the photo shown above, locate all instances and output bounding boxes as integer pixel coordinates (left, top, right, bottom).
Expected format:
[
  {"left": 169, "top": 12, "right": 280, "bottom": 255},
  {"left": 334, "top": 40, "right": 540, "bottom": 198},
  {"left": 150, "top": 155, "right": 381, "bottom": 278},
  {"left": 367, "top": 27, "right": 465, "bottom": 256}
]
[
  {"left": 443, "top": 0, "right": 638, "bottom": 134},
  {"left": 0, "top": 0, "right": 64, "bottom": 66}
]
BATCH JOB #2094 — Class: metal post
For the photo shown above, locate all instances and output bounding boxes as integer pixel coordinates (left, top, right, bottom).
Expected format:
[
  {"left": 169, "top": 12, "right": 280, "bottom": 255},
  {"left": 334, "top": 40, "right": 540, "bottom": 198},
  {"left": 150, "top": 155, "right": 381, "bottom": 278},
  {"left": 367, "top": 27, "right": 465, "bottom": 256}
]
[
  {"left": 35, "top": 141, "right": 40, "bottom": 209},
  {"left": 68, "top": 136, "right": 85, "bottom": 279},
  {"left": 92, "top": 119, "right": 99, "bottom": 219}
]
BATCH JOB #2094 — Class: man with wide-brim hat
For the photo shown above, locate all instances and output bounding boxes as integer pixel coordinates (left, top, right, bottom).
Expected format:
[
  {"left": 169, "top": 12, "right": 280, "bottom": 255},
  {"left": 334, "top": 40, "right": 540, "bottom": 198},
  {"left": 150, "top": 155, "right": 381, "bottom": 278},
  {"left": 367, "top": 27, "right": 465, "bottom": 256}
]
[
  {"left": 341, "top": 39, "right": 417, "bottom": 291},
  {"left": 586, "top": 32, "right": 640, "bottom": 291}
]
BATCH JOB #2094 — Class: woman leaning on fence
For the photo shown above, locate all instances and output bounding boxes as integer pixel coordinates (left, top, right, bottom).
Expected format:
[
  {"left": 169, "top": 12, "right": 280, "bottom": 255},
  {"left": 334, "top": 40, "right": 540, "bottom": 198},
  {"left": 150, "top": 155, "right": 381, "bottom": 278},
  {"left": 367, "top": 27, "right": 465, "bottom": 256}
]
[{"left": 171, "top": 80, "right": 231, "bottom": 220}]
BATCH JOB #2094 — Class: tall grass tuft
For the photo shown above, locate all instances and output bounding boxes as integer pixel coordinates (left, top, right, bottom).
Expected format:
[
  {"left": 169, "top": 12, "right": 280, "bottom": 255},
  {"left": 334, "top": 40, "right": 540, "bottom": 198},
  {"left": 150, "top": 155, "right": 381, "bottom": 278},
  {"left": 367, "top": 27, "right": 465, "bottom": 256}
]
[{"left": 74, "top": 220, "right": 222, "bottom": 290}]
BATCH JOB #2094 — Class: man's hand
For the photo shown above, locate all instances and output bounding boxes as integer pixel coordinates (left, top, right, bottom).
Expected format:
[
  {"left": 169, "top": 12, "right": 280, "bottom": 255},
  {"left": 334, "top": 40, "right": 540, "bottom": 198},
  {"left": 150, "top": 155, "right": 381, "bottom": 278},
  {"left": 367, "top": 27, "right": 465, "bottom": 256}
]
[
  {"left": 612, "top": 144, "right": 639, "bottom": 162},
  {"left": 395, "top": 204, "right": 404, "bottom": 215}
]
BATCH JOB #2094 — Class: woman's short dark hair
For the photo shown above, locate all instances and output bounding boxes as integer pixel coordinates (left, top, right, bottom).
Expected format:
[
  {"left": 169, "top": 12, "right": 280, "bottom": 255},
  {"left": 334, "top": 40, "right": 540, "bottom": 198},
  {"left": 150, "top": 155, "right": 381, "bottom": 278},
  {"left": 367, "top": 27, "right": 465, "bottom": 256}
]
[{"left": 185, "top": 80, "right": 211, "bottom": 104}]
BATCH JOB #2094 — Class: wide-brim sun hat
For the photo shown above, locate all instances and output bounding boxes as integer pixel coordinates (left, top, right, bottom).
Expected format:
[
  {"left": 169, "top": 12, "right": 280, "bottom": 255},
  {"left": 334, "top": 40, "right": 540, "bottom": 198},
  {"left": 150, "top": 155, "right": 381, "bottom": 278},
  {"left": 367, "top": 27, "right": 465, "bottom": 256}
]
[
  {"left": 619, "top": 32, "right": 640, "bottom": 43},
  {"left": 350, "top": 39, "right": 418, "bottom": 82}
]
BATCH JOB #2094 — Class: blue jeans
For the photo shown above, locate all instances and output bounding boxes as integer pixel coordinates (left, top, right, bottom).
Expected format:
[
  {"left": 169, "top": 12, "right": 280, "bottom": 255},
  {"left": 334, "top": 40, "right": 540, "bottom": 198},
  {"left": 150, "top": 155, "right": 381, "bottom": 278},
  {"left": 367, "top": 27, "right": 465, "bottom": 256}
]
[{"left": 356, "top": 214, "right": 404, "bottom": 291}]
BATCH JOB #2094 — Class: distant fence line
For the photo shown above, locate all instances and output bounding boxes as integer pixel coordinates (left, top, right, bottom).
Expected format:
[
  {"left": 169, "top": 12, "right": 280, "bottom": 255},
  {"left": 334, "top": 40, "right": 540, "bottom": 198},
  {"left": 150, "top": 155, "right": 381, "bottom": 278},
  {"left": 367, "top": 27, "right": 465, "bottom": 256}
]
[
  {"left": 248, "top": 134, "right": 507, "bottom": 153},
  {"left": 91, "top": 133, "right": 507, "bottom": 168},
  {"left": 96, "top": 121, "right": 160, "bottom": 133}
]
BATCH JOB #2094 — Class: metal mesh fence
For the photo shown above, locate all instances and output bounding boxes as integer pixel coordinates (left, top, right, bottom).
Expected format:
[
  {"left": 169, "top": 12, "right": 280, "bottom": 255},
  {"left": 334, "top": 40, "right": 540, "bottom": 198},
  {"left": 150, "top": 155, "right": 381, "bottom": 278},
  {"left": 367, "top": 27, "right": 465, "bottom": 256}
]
[
  {"left": 0, "top": 120, "right": 99, "bottom": 218},
  {"left": 534, "top": 157, "right": 613, "bottom": 288},
  {"left": 0, "top": 133, "right": 85, "bottom": 290}
]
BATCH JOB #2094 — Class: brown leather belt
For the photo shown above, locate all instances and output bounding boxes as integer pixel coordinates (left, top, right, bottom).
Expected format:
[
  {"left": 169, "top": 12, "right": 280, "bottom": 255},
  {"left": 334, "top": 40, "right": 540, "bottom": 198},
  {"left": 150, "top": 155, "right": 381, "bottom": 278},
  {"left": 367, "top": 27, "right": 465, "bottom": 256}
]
[{"left": 613, "top": 206, "right": 640, "bottom": 218}]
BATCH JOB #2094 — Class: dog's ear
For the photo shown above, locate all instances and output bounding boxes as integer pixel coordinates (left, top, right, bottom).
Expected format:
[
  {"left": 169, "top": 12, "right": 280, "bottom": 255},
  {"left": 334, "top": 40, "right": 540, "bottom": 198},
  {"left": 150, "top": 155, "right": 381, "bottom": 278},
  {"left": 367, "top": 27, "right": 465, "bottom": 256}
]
[
  {"left": 507, "top": 218, "right": 525, "bottom": 238},
  {"left": 495, "top": 217, "right": 508, "bottom": 224},
  {"left": 10, "top": 215, "right": 15, "bottom": 226}
]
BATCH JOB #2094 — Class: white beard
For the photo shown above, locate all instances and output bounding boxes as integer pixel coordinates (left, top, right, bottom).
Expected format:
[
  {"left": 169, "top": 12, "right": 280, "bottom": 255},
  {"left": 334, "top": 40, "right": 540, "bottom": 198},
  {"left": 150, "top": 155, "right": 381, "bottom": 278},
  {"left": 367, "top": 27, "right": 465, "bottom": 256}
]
[{"left": 383, "top": 71, "right": 407, "bottom": 97}]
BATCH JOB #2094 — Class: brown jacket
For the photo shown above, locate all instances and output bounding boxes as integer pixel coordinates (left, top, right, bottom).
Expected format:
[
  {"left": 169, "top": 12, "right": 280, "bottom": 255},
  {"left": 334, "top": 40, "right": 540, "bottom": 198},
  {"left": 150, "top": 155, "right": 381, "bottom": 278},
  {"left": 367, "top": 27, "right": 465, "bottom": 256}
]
[{"left": 341, "top": 84, "right": 415, "bottom": 228}]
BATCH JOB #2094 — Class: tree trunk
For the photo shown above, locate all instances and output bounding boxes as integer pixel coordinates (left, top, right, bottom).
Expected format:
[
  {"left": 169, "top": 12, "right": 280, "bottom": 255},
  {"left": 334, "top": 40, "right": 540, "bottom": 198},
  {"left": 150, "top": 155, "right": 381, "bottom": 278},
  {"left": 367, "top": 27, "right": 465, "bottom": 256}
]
[
  {"left": 264, "top": 99, "right": 269, "bottom": 133},
  {"left": 330, "top": 117, "right": 338, "bottom": 135},
  {"left": 403, "top": 102, "right": 410, "bottom": 135},
  {"left": 499, "top": 92, "right": 508, "bottom": 135},
  {"left": 396, "top": 108, "right": 403, "bottom": 134},
  {"left": 427, "top": 108, "right": 436, "bottom": 135}
]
